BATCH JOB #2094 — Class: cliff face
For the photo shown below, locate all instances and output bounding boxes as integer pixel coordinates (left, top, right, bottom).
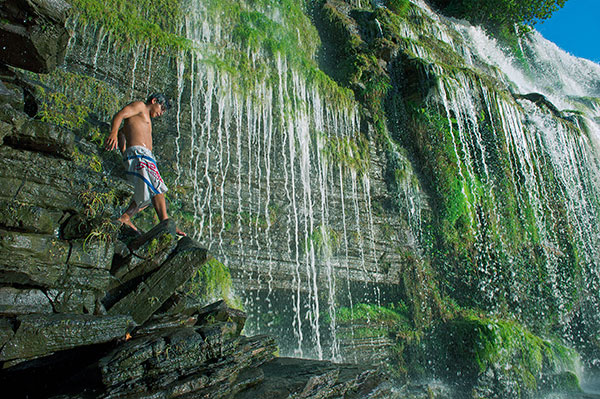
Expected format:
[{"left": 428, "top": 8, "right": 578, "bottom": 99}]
[
  {"left": 0, "top": 2, "right": 397, "bottom": 398},
  {"left": 2, "top": 0, "right": 600, "bottom": 397}
]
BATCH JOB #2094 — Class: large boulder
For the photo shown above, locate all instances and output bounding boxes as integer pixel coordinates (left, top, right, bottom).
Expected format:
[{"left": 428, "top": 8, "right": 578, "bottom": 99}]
[{"left": 0, "top": 0, "right": 71, "bottom": 73}]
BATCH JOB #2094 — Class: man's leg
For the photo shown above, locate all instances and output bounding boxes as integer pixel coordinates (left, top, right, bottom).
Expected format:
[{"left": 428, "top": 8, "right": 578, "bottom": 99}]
[
  {"left": 118, "top": 200, "right": 140, "bottom": 231},
  {"left": 151, "top": 193, "right": 186, "bottom": 236},
  {"left": 152, "top": 193, "right": 168, "bottom": 221}
]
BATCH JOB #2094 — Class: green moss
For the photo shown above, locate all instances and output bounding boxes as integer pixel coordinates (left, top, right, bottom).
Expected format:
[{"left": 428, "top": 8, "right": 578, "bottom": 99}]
[
  {"left": 186, "top": 257, "right": 234, "bottom": 304},
  {"left": 305, "top": 225, "right": 341, "bottom": 258},
  {"left": 540, "top": 371, "right": 582, "bottom": 393},
  {"left": 36, "top": 88, "right": 89, "bottom": 130},
  {"left": 408, "top": 105, "right": 476, "bottom": 248},
  {"left": 69, "top": 0, "right": 190, "bottom": 51},
  {"left": 203, "top": 0, "right": 318, "bottom": 57},
  {"left": 320, "top": 132, "right": 370, "bottom": 175},
  {"left": 26, "top": 69, "right": 122, "bottom": 147},
  {"left": 385, "top": 0, "right": 411, "bottom": 15},
  {"left": 35, "top": 70, "right": 120, "bottom": 119},
  {"left": 146, "top": 233, "right": 174, "bottom": 257},
  {"left": 399, "top": 93, "right": 583, "bottom": 316}
]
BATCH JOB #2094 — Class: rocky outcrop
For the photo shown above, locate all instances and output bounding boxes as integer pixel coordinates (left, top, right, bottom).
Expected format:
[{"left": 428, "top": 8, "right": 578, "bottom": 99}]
[
  {"left": 98, "top": 325, "right": 275, "bottom": 398},
  {"left": 0, "top": 0, "right": 71, "bottom": 73},
  {"left": 0, "top": 217, "right": 392, "bottom": 398},
  {"left": 108, "top": 238, "right": 207, "bottom": 325}
]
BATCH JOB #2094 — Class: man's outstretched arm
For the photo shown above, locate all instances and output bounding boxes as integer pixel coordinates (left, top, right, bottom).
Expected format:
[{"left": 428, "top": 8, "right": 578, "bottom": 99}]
[{"left": 105, "top": 102, "right": 144, "bottom": 151}]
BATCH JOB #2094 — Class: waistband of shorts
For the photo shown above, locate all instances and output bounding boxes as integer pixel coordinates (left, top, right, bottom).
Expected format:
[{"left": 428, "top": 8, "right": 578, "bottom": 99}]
[{"left": 123, "top": 145, "right": 154, "bottom": 158}]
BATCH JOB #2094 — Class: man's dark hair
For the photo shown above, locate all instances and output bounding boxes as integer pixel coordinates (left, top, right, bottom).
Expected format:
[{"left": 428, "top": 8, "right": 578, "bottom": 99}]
[{"left": 147, "top": 93, "right": 171, "bottom": 111}]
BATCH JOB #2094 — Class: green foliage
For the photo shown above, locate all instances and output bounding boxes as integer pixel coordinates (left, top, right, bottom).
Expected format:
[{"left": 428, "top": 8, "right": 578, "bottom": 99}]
[
  {"left": 408, "top": 105, "right": 475, "bottom": 245},
  {"left": 307, "top": 224, "right": 341, "bottom": 256},
  {"left": 27, "top": 69, "right": 121, "bottom": 148},
  {"left": 232, "top": 9, "right": 310, "bottom": 58},
  {"left": 203, "top": 0, "right": 319, "bottom": 57},
  {"left": 79, "top": 184, "right": 119, "bottom": 219},
  {"left": 385, "top": 0, "right": 410, "bottom": 15},
  {"left": 72, "top": 147, "right": 103, "bottom": 172},
  {"left": 84, "top": 218, "right": 119, "bottom": 249},
  {"left": 37, "top": 89, "right": 89, "bottom": 130},
  {"left": 335, "top": 302, "right": 411, "bottom": 328},
  {"left": 78, "top": 185, "right": 121, "bottom": 249},
  {"left": 35, "top": 69, "right": 121, "bottom": 121},
  {"left": 186, "top": 0, "right": 356, "bottom": 107},
  {"left": 434, "top": 0, "right": 567, "bottom": 29}
]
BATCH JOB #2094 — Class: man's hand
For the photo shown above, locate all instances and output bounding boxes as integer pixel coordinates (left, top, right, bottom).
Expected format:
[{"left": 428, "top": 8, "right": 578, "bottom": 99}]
[{"left": 105, "top": 133, "right": 118, "bottom": 151}]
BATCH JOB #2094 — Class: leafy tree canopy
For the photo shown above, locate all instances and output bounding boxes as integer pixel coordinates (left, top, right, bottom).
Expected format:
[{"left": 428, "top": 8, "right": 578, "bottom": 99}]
[{"left": 431, "top": 0, "right": 567, "bottom": 28}]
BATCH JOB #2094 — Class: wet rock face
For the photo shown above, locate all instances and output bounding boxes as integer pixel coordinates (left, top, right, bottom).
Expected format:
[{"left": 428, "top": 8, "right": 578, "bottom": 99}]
[
  {"left": 0, "top": 0, "right": 71, "bottom": 73},
  {"left": 0, "top": 313, "right": 135, "bottom": 363},
  {"left": 0, "top": 286, "right": 53, "bottom": 315},
  {"left": 236, "top": 357, "right": 394, "bottom": 399},
  {"left": 0, "top": 61, "right": 132, "bottom": 319}
]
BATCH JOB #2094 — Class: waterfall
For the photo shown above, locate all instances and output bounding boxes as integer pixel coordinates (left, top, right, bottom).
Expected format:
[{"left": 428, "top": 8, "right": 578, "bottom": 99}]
[
  {"left": 56, "top": 0, "right": 600, "bottom": 373},
  {"left": 159, "top": 0, "right": 378, "bottom": 359},
  {"left": 390, "top": 0, "right": 600, "bottom": 334}
]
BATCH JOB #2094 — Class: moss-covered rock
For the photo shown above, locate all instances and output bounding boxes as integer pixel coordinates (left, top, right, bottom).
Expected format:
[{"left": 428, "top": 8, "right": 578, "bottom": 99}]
[{"left": 430, "top": 314, "right": 582, "bottom": 396}]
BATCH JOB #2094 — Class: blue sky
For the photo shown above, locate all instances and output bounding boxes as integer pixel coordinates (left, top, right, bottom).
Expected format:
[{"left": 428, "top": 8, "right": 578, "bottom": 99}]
[{"left": 536, "top": 0, "right": 600, "bottom": 63}]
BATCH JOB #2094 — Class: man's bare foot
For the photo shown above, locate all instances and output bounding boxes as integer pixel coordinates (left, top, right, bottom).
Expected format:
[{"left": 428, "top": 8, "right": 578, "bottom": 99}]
[{"left": 117, "top": 215, "right": 139, "bottom": 232}]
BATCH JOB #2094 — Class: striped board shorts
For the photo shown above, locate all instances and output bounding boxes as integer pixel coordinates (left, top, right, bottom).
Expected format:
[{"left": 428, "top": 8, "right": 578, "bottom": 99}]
[{"left": 123, "top": 145, "right": 168, "bottom": 208}]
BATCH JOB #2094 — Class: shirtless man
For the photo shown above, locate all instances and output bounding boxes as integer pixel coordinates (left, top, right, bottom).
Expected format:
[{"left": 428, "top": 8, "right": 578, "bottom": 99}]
[{"left": 105, "top": 93, "right": 185, "bottom": 236}]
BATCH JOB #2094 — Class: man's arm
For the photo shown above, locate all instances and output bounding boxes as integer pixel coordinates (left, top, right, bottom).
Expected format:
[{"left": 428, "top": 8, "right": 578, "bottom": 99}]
[{"left": 105, "top": 102, "right": 145, "bottom": 151}]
